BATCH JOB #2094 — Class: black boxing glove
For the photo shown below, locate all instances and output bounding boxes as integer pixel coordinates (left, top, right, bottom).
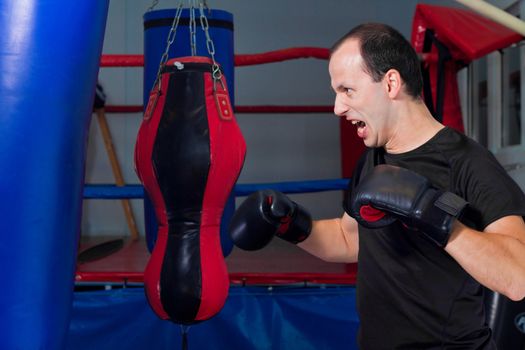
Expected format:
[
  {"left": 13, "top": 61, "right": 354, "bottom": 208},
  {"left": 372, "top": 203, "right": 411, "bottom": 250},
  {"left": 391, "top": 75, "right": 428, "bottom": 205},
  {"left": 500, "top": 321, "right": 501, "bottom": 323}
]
[
  {"left": 347, "top": 164, "right": 468, "bottom": 247},
  {"left": 229, "top": 190, "right": 312, "bottom": 251}
]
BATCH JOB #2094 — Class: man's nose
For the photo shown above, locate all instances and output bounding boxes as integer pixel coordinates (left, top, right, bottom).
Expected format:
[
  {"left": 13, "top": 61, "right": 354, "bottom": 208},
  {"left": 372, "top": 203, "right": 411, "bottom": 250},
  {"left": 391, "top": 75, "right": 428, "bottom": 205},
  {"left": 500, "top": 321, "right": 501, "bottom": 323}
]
[{"left": 333, "top": 94, "right": 348, "bottom": 117}]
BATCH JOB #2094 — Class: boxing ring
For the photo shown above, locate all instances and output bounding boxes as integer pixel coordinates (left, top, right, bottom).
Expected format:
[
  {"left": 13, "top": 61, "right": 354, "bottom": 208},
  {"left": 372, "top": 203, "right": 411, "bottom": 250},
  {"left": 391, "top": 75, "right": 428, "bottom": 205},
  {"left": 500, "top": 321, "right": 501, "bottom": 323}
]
[
  {"left": 73, "top": 4, "right": 525, "bottom": 349},
  {"left": 1, "top": 2, "right": 525, "bottom": 349},
  {"left": 69, "top": 7, "right": 360, "bottom": 349}
]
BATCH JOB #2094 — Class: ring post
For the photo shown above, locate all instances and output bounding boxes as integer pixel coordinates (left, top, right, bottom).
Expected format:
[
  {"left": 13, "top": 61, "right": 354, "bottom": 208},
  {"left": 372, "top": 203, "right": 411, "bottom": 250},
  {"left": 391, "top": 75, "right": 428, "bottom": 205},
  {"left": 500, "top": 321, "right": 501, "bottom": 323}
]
[{"left": 0, "top": 1, "right": 109, "bottom": 348}]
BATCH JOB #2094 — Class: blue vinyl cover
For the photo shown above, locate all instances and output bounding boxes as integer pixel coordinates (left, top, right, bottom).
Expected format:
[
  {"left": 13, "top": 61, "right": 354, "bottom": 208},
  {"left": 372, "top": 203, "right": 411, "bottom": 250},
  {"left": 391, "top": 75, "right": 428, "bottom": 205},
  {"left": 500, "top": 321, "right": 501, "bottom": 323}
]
[
  {"left": 0, "top": 1, "right": 109, "bottom": 348},
  {"left": 67, "top": 286, "right": 359, "bottom": 350},
  {"left": 82, "top": 179, "right": 350, "bottom": 199}
]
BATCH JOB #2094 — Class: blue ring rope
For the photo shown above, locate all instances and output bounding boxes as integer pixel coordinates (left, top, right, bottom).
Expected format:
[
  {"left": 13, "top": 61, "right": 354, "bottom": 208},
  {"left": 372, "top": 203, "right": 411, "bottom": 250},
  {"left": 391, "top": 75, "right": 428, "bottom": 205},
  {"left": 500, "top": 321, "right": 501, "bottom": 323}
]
[{"left": 83, "top": 179, "right": 350, "bottom": 199}]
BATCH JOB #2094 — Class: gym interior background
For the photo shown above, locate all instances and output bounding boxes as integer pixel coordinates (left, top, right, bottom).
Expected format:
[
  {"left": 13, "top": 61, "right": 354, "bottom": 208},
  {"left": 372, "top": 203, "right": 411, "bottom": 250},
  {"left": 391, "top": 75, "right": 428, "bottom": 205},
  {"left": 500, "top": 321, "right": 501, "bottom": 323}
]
[
  {"left": 87, "top": 0, "right": 470, "bottom": 237},
  {"left": 2, "top": 0, "right": 525, "bottom": 349}
]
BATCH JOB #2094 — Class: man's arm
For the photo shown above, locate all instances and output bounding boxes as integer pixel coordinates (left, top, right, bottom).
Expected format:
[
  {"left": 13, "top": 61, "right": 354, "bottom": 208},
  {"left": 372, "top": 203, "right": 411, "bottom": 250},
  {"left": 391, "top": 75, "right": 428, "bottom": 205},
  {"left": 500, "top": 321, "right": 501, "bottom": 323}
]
[
  {"left": 228, "top": 190, "right": 359, "bottom": 263},
  {"left": 346, "top": 164, "right": 525, "bottom": 301},
  {"left": 298, "top": 213, "right": 359, "bottom": 263},
  {"left": 446, "top": 215, "right": 525, "bottom": 301}
]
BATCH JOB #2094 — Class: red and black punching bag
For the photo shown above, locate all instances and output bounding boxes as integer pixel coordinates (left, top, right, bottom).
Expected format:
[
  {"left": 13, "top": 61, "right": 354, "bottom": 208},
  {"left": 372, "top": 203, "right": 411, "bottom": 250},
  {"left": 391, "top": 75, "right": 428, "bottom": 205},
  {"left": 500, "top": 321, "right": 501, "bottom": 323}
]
[{"left": 135, "top": 56, "right": 246, "bottom": 323}]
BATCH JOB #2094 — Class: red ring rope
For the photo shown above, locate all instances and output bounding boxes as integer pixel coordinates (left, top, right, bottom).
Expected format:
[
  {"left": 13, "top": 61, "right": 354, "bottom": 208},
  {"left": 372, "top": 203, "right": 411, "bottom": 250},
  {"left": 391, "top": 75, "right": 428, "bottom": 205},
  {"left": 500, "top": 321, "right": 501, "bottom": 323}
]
[
  {"left": 100, "top": 47, "right": 330, "bottom": 67},
  {"left": 100, "top": 54, "right": 144, "bottom": 67},
  {"left": 101, "top": 48, "right": 334, "bottom": 115},
  {"left": 100, "top": 47, "right": 432, "bottom": 67},
  {"left": 105, "top": 105, "right": 334, "bottom": 114},
  {"left": 75, "top": 271, "right": 356, "bottom": 285},
  {"left": 234, "top": 47, "right": 329, "bottom": 66},
  {"left": 105, "top": 105, "right": 144, "bottom": 113},
  {"left": 236, "top": 105, "right": 333, "bottom": 113}
]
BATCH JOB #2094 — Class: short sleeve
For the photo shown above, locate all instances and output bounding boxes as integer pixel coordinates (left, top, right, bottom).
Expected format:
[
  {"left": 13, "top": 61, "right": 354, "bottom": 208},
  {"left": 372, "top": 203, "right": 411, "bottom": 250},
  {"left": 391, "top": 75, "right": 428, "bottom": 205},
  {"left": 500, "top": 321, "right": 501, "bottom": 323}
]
[{"left": 456, "top": 151, "right": 525, "bottom": 230}]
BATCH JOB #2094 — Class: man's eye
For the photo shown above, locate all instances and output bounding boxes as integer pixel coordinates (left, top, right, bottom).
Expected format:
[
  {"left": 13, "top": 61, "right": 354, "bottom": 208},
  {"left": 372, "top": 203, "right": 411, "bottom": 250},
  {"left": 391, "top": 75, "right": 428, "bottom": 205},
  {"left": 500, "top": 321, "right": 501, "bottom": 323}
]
[{"left": 345, "top": 88, "right": 354, "bottom": 95}]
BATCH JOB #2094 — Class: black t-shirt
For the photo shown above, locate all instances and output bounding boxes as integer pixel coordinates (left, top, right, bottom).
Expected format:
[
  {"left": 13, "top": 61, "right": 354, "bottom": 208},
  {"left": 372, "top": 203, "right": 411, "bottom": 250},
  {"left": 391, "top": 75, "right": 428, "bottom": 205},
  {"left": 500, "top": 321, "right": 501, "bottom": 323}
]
[{"left": 347, "top": 127, "right": 525, "bottom": 349}]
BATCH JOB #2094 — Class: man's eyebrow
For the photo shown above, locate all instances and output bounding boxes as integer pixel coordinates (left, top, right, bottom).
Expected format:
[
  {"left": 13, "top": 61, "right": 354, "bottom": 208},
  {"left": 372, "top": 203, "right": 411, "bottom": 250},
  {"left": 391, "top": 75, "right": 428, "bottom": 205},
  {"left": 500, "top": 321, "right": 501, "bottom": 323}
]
[{"left": 334, "top": 84, "right": 349, "bottom": 92}]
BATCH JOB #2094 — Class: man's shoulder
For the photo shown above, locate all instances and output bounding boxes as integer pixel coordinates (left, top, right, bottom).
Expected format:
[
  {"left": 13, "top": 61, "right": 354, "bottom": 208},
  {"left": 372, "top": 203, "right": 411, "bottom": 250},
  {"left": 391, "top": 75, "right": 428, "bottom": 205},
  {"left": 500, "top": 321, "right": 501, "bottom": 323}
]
[{"left": 431, "top": 127, "right": 493, "bottom": 165}]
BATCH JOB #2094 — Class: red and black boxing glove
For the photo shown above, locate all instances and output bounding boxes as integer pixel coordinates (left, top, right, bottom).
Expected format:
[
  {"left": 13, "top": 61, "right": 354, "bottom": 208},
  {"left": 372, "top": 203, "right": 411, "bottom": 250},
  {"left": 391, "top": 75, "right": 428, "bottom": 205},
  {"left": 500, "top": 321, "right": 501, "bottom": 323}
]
[
  {"left": 229, "top": 190, "right": 312, "bottom": 251},
  {"left": 346, "top": 164, "right": 468, "bottom": 247}
]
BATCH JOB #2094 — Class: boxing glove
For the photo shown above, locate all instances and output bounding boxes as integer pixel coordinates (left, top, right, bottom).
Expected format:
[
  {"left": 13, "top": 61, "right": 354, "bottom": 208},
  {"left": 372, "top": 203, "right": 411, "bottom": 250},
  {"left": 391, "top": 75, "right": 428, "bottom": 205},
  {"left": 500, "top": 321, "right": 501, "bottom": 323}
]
[
  {"left": 229, "top": 190, "right": 312, "bottom": 251},
  {"left": 347, "top": 164, "right": 468, "bottom": 247}
]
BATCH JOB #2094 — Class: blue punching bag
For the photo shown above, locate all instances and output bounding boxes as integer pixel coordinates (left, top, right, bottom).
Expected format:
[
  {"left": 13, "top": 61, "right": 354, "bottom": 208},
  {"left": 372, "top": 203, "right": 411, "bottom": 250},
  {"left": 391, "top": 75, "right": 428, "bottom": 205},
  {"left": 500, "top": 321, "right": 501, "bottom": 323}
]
[
  {"left": 0, "top": 1, "right": 109, "bottom": 349},
  {"left": 143, "top": 9, "right": 235, "bottom": 255}
]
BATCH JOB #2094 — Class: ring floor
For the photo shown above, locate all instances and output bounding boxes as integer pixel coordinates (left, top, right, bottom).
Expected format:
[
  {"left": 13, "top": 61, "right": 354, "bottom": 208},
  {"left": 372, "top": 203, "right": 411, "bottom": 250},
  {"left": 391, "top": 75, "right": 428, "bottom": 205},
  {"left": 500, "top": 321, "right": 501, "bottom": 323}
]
[{"left": 76, "top": 236, "right": 349, "bottom": 276}]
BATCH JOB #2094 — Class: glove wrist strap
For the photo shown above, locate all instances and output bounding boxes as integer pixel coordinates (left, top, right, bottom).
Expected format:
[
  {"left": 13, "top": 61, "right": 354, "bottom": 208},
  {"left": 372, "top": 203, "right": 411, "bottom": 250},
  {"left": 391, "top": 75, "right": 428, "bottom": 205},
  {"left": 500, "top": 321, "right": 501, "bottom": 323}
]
[{"left": 421, "top": 191, "right": 468, "bottom": 247}]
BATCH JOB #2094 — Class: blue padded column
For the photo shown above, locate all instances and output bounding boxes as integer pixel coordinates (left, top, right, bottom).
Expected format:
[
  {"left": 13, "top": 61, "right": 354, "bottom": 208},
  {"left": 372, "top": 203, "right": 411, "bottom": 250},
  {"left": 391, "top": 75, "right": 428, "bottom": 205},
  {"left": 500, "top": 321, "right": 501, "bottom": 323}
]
[{"left": 0, "top": 1, "right": 109, "bottom": 348}]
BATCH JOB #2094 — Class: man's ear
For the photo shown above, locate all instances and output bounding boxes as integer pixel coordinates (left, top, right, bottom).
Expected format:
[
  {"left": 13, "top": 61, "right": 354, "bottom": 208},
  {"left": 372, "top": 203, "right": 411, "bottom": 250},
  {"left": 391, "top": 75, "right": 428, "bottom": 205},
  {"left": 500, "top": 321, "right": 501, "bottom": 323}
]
[{"left": 384, "top": 69, "right": 402, "bottom": 99}]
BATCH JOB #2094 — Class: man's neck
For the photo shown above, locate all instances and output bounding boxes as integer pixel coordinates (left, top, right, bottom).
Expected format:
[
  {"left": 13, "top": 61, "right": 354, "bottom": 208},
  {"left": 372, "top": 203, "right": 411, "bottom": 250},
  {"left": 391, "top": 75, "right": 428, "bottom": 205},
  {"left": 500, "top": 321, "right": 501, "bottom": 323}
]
[{"left": 384, "top": 100, "right": 444, "bottom": 154}]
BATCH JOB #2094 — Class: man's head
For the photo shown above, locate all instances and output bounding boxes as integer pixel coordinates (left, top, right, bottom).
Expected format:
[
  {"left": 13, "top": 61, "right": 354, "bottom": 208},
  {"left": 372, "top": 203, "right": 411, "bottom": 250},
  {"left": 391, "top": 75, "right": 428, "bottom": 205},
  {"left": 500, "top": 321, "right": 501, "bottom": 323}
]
[
  {"left": 328, "top": 23, "right": 423, "bottom": 148},
  {"left": 331, "top": 23, "right": 422, "bottom": 99}
]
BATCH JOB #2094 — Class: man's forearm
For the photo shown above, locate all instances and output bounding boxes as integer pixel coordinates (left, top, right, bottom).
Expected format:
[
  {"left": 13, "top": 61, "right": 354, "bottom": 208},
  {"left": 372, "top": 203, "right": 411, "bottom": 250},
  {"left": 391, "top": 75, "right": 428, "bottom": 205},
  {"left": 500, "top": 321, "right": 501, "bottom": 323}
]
[
  {"left": 446, "top": 217, "right": 525, "bottom": 301},
  {"left": 298, "top": 217, "right": 359, "bottom": 263}
]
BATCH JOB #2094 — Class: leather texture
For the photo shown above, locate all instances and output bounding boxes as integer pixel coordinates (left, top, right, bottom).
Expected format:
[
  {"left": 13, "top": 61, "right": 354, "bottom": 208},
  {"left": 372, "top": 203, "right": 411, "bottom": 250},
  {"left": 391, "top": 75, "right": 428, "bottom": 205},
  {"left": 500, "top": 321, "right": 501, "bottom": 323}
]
[
  {"left": 135, "top": 57, "right": 246, "bottom": 323},
  {"left": 229, "top": 190, "right": 312, "bottom": 251},
  {"left": 348, "top": 164, "right": 467, "bottom": 247}
]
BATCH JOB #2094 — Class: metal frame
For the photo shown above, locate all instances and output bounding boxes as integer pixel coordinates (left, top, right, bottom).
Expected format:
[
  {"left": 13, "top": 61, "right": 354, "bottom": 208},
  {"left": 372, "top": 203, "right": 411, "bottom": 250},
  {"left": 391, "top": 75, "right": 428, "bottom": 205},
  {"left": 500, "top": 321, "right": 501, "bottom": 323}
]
[
  {"left": 462, "top": 1, "right": 525, "bottom": 176},
  {"left": 489, "top": 1, "right": 525, "bottom": 174}
]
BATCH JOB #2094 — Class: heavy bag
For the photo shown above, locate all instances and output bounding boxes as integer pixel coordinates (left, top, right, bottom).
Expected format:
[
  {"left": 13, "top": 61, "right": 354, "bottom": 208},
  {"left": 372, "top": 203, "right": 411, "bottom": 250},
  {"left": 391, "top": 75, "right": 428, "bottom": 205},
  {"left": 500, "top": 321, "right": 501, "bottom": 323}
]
[
  {"left": 143, "top": 9, "right": 236, "bottom": 256},
  {"left": 485, "top": 290, "right": 525, "bottom": 348},
  {"left": 135, "top": 56, "right": 246, "bottom": 323}
]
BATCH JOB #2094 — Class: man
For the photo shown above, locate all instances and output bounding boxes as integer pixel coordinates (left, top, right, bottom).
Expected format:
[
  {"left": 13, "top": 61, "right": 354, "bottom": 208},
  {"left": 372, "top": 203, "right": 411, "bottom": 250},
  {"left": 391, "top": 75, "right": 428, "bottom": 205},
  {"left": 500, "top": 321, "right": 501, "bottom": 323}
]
[{"left": 229, "top": 23, "right": 525, "bottom": 348}]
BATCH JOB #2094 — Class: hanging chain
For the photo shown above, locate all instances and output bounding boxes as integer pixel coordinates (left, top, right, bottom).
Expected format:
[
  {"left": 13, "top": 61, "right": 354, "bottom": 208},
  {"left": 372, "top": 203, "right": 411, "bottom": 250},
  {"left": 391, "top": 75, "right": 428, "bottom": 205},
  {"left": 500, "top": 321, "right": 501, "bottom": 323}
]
[
  {"left": 198, "top": 1, "right": 223, "bottom": 90},
  {"left": 201, "top": 0, "right": 211, "bottom": 16},
  {"left": 189, "top": 0, "right": 198, "bottom": 56},
  {"left": 147, "top": 0, "right": 160, "bottom": 12},
  {"left": 150, "top": 0, "right": 222, "bottom": 91},
  {"left": 152, "top": 1, "right": 184, "bottom": 91}
]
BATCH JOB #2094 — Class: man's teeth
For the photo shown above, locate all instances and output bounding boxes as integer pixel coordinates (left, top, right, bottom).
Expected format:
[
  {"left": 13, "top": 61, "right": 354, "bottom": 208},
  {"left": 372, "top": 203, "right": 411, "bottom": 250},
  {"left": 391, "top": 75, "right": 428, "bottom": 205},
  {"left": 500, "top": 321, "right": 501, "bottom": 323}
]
[{"left": 351, "top": 120, "right": 366, "bottom": 127}]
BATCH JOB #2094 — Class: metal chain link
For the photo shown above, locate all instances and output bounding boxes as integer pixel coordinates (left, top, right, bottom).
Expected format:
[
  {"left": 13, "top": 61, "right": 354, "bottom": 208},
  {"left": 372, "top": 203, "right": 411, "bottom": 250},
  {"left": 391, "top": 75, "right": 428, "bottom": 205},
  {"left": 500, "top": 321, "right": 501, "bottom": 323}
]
[
  {"left": 201, "top": 0, "right": 211, "bottom": 16},
  {"left": 198, "top": 1, "right": 223, "bottom": 89},
  {"left": 150, "top": 0, "right": 222, "bottom": 92},
  {"left": 189, "top": 0, "right": 198, "bottom": 56},
  {"left": 147, "top": 0, "right": 159, "bottom": 12},
  {"left": 152, "top": 1, "right": 184, "bottom": 91}
]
